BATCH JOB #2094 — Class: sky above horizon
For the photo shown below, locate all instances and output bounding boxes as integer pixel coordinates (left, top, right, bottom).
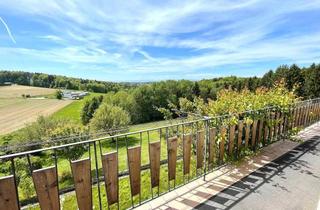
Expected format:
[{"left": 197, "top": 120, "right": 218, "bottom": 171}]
[{"left": 0, "top": 0, "right": 320, "bottom": 82}]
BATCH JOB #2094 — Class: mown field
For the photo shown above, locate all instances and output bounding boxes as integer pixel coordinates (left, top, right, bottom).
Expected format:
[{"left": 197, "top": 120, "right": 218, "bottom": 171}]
[
  {"left": 0, "top": 85, "right": 73, "bottom": 135},
  {"left": 0, "top": 85, "right": 57, "bottom": 98}
]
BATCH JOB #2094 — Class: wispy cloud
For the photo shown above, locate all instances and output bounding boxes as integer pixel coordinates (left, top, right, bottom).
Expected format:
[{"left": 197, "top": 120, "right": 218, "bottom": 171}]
[
  {"left": 0, "top": 0, "right": 320, "bottom": 80},
  {"left": 0, "top": 16, "right": 16, "bottom": 44}
]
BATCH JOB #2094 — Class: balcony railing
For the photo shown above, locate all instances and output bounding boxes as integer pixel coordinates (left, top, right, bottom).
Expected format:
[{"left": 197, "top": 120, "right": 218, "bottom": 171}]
[{"left": 0, "top": 98, "right": 320, "bottom": 210}]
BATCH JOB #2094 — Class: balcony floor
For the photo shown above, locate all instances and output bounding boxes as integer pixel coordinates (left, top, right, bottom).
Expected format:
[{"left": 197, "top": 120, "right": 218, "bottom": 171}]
[{"left": 136, "top": 122, "right": 320, "bottom": 210}]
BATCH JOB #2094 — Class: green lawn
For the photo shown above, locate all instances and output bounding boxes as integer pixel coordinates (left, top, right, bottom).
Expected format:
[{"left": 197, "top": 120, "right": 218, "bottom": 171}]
[{"left": 52, "top": 92, "right": 106, "bottom": 124}]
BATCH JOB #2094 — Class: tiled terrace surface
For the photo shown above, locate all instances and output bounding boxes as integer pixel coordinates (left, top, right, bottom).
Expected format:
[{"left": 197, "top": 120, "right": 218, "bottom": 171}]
[{"left": 136, "top": 122, "right": 320, "bottom": 210}]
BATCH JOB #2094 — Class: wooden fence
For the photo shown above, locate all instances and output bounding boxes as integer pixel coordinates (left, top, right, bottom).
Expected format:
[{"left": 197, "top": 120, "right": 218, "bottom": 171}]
[{"left": 0, "top": 99, "right": 320, "bottom": 210}]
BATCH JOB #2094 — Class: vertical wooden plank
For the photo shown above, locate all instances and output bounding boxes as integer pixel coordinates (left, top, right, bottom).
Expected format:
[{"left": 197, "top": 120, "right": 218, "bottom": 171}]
[
  {"left": 282, "top": 114, "right": 287, "bottom": 134},
  {"left": 0, "top": 175, "right": 19, "bottom": 210},
  {"left": 244, "top": 123, "right": 250, "bottom": 148},
  {"left": 219, "top": 126, "right": 226, "bottom": 162},
  {"left": 257, "top": 119, "right": 264, "bottom": 146},
  {"left": 71, "top": 159, "right": 92, "bottom": 210},
  {"left": 274, "top": 112, "right": 280, "bottom": 139},
  {"left": 183, "top": 134, "right": 192, "bottom": 175},
  {"left": 196, "top": 130, "right": 205, "bottom": 169},
  {"left": 304, "top": 105, "right": 309, "bottom": 126},
  {"left": 296, "top": 107, "right": 300, "bottom": 126},
  {"left": 208, "top": 128, "right": 217, "bottom": 164},
  {"left": 102, "top": 152, "right": 118, "bottom": 205},
  {"left": 237, "top": 122, "right": 244, "bottom": 152},
  {"left": 276, "top": 112, "right": 281, "bottom": 136},
  {"left": 292, "top": 108, "right": 297, "bottom": 128},
  {"left": 269, "top": 113, "right": 274, "bottom": 141},
  {"left": 228, "top": 125, "right": 235, "bottom": 155},
  {"left": 32, "top": 167, "right": 60, "bottom": 210},
  {"left": 263, "top": 123, "right": 269, "bottom": 145},
  {"left": 149, "top": 141, "right": 161, "bottom": 188},
  {"left": 127, "top": 146, "right": 141, "bottom": 196},
  {"left": 297, "top": 107, "right": 302, "bottom": 126},
  {"left": 251, "top": 120, "right": 258, "bottom": 148},
  {"left": 167, "top": 137, "right": 178, "bottom": 181}
]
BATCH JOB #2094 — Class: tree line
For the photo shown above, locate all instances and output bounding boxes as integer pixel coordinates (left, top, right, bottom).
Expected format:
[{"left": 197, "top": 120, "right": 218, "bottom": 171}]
[
  {"left": 1, "top": 63, "right": 319, "bottom": 126},
  {"left": 0, "top": 71, "right": 137, "bottom": 92}
]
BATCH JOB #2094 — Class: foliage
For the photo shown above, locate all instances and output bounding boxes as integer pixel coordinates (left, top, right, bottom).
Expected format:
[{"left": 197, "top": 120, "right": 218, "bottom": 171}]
[
  {"left": 0, "top": 71, "right": 135, "bottom": 93},
  {"left": 161, "top": 81, "right": 297, "bottom": 123},
  {"left": 81, "top": 95, "right": 104, "bottom": 125},
  {"left": 89, "top": 103, "right": 130, "bottom": 133},
  {"left": 55, "top": 89, "right": 63, "bottom": 99},
  {"left": 3, "top": 116, "right": 88, "bottom": 154}
]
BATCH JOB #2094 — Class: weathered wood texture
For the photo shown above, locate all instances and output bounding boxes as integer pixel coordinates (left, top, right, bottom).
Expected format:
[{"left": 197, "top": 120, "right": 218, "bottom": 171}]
[
  {"left": 264, "top": 122, "right": 269, "bottom": 144},
  {"left": 0, "top": 175, "right": 19, "bottom": 210},
  {"left": 219, "top": 127, "right": 226, "bottom": 162},
  {"left": 251, "top": 120, "right": 258, "bottom": 148},
  {"left": 102, "top": 152, "right": 118, "bottom": 205},
  {"left": 149, "top": 141, "right": 161, "bottom": 187},
  {"left": 208, "top": 128, "right": 217, "bottom": 164},
  {"left": 71, "top": 159, "right": 92, "bottom": 210},
  {"left": 237, "top": 122, "right": 244, "bottom": 151},
  {"left": 32, "top": 167, "right": 60, "bottom": 210},
  {"left": 257, "top": 119, "right": 263, "bottom": 146},
  {"left": 274, "top": 112, "right": 280, "bottom": 138},
  {"left": 269, "top": 113, "right": 275, "bottom": 141},
  {"left": 127, "top": 146, "right": 141, "bottom": 196},
  {"left": 183, "top": 134, "right": 192, "bottom": 175},
  {"left": 244, "top": 123, "right": 251, "bottom": 148},
  {"left": 196, "top": 130, "right": 205, "bottom": 169},
  {"left": 168, "top": 137, "right": 178, "bottom": 180},
  {"left": 229, "top": 125, "right": 235, "bottom": 155}
]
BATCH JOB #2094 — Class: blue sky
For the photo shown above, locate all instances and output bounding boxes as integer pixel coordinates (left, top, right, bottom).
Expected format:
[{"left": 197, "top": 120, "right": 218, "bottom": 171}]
[{"left": 0, "top": 0, "right": 320, "bottom": 82}]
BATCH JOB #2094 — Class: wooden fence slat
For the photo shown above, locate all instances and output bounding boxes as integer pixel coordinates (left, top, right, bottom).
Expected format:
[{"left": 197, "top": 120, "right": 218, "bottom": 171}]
[
  {"left": 263, "top": 122, "right": 269, "bottom": 145},
  {"left": 32, "top": 167, "right": 60, "bottom": 210},
  {"left": 168, "top": 137, "right": 178, "bottom": 180},
  {"left": 229, "top": 125, "right": 235, "bottom": 155},
  {"left": 269, "top": 113, "right": 275, "bottom": 141},
  {"left": 71, "top": 159, "right": 92, "bottom": 210},
  {"left": 149, "top": 141, "right": 161, "bottom": 188},
  {"left": 257, "top": 119, "right": 264, "bottom": 146},
  {"left": 209, "top": 128, "right": 217, "bottom": 164},
  {"left": 251, "top": 120, "right": 258, "bottom": 148},
  {"left": 196, "top": 131, "right": 205, "bottom": 169},
  {"left": 0, "top": 175, "right": 19, "bottom": 210},
  {"left": 183, "top": 134, "right": 192, "bottom": 175},
  {"left": 280, "top": 112, "right": 285, "bottom": 134},
  {"left": 274, "top": 112, "right": 280, "bottom": 139},
  {"left": 292, "top": 108, "right": 297, "bottom": 128},
  {"left": 219, "top": 127, "right": 227, "bottom": 162},
  {"left": 237, "top": 122, "right": 244, "bottom": 152},
  {"left": 102, "top": 152, "right": 118, "bottom": 205},
  {"left": 127, "top": 146, "right": 141, "bottom": 196},
  {"left": 244, "top": 123, "right": 251, "bottom": 148}
]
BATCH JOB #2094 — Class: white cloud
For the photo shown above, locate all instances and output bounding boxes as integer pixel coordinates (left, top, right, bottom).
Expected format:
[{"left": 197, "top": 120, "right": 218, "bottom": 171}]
[
  {"left": 0, "top": 0, "right": 320, "bottom": 80},
  {"left": 0, "top": 16, "right": 16, "bottom": 43}
]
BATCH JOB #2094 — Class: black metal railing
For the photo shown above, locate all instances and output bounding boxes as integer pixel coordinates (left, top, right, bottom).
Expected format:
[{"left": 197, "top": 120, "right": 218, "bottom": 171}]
[{"left": 0, "top": 98, "right": 319, "bottom": 210}]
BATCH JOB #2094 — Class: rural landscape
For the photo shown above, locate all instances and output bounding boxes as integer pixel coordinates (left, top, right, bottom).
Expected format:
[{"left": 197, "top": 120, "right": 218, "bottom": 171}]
[
  {"left": 0, "top": 63, "right": 320, "bottom": 209},
  {"left": 1, "top": 1, "right": 320, "bottom": 210}
]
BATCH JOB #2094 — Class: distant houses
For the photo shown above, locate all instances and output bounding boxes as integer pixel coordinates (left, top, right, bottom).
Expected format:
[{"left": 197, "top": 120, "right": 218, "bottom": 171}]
[{"left": 62, "top": 90, "right": 89, "bottom": 100}]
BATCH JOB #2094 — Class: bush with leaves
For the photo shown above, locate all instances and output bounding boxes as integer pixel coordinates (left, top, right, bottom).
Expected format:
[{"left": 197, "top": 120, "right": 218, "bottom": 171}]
[
  {"left": 55, "top": 89, "right": 63, "bottom": 99},
  {"left": 90, "top": 103, "right": 130, "bottom": 134}
]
